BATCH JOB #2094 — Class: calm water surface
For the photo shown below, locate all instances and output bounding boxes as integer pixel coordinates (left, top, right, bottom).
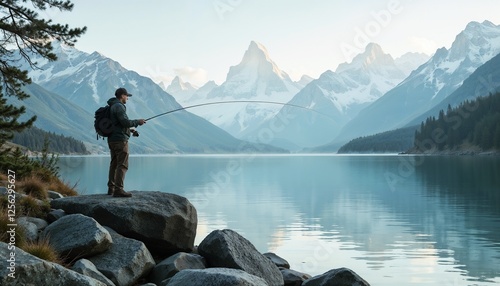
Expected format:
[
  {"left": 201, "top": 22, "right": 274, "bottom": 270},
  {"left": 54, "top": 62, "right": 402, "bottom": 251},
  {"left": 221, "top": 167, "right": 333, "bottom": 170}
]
[{"left": 57, "top": 154, "right": 500, "bottom": 285}]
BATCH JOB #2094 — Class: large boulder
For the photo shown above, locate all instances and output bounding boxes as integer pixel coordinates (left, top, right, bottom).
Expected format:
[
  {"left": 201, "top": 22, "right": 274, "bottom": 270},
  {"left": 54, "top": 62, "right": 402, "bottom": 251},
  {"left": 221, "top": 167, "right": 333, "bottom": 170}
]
[
  {"left": 149, "top": 252, "right": 207, "bottom": 285},
  {"left": 41, "top": 214, "right": 112, "bottom": 261},
  {"left": 280, "top": 268, "right": 312, "bottom": 286},
  {"left": 0, "top": 242, "right": 106, "bottom": 286},
  {"left": 198, "top": 229, "right": 284, "bottom": 286},
  {"left": 51, "top": 191, "right": 197, "bottom": 256},
  {"left": 302, "top": 268, "right": 370, "bottom": 286},
  {"left": 88, "top": 228, "right": 155, "bottom": 286},
  {"left": 167, "top": 268, "right": 269, "bottom": 286},
  {"left": 73, "top": 259, "right": 116, "bottom": 286},
  {"left": 263, "top": 252, "right": 290, "bottom": 269}
]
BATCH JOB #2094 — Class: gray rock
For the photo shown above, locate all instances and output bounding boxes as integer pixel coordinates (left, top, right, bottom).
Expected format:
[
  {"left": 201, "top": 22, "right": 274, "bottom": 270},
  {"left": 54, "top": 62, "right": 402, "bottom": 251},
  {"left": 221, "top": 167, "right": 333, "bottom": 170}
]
[
  {"left": 302, "top": 268, "right": 370, "bottom": 286},
  {"left": 159, "top": 278, "right": 171, "bottom": 286},
  {"left": 88, "top": 228, "right": 155, "bottom": 286},
  {"left": 263, "top": 252, "right": 290, "bottom": 269},
  {"left": 198, "top": 229, "right": 284, "bottom": 286},
  {"left": 18, "top": 216, "right": 48, "bottom": 230},
  {"left": 73, "top": 259, "right": 116, "bottom": 286},
  {"left": 150, "top": 252, "right": 206, "bottom": 284},
  {"left": 51, "top": 191, "right": 197, "bottom": 256},
  {"left": 0, "top": 242, "right": 106, "bottom": 286},
  {"left": 47, "top": 208, "right": 66, "bottom": 223},
  {"left": 281, "top": 268, "right": 312, "bottom": 286},
  {"left": 167, "top": 268, "right": 269, "bottom": 286},
  {"left": 41, "top": 214, "right": 112, "bottom": 261},
  {"left": 17, "top": 218, "right": 39, "bottom": 242},
  {"left": 48, "top": 190, "right": 65, "bottom": 199},
  {"left": 139, "top": 284, "right": 157, "bottom": 286}
]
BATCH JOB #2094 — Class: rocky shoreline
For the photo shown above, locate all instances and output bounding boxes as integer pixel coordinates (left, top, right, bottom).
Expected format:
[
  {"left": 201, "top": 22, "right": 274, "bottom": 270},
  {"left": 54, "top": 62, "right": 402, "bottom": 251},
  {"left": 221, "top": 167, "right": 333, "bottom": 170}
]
[{"left": 1, "top": 191, "right": 370, "bottom": 286}]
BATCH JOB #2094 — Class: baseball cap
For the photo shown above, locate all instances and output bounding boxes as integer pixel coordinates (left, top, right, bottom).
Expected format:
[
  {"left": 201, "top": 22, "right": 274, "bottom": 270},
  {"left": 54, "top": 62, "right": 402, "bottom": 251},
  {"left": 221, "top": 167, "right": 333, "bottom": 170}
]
[{"left": 115, "top": 87, "right": 132, "bottom": 97}]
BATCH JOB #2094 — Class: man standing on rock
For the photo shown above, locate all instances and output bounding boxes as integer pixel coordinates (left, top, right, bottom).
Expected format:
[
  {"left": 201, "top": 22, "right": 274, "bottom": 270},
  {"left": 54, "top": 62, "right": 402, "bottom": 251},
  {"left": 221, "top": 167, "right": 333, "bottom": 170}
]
[{"left": 107, "top": 87, "right": 146, "bottom": 197}]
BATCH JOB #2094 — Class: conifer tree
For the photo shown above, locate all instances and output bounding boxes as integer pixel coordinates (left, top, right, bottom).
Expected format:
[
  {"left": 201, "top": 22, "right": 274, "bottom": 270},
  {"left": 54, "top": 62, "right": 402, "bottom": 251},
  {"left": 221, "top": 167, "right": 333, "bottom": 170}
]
[{"left": 0, "top": 0, "right": 86, "bottom": 146}]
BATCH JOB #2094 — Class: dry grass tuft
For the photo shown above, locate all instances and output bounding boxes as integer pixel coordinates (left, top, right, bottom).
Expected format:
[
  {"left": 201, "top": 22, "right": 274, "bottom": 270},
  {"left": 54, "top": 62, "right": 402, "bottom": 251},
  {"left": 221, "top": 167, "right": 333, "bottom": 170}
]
[
  {"left": 17, "top": 196, "right": 50, "bottom": 219},
  {"left": 0, "top": 209, "right": 26, "bottom": 248},
  {"left": 22, "top": 238, "right": 64, "bottom": 265},
  {"left": 20, "top": 176, "right": 48, "bottom": 200},
  {"left": 48, "top": 179, "right": 78, "bottom": 197}
]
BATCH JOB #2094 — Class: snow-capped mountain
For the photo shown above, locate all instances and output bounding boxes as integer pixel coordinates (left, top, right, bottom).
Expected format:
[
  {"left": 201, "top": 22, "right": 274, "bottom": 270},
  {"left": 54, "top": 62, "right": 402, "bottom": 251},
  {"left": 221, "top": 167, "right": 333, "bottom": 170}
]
[
  {"left": 187, "top": 80, "right": 218, "bottom": 103},
  {"left": 165, "top": 76, "right": 197, "bottom": 104},
  {"left": 186, "top": 41, "right": 301, "bottom": 137},
  {"left": 335, "top": 20, "right": 500, "bottom": 144},
  {"left": 246, "top": 43, "right": 423, "bottom": 149},
  {"left": 296, "top": 75, "right": 314, "bottom": 87},
  {"left": 394, "top": 52, "right": 431, "bottom": 76},
  {"left": 24, "top": 42, "right": 178, "bottom": 118},
  {"left": 19, "top": 41, "right": 283, "bottom": 153},
  {"left": 409, "top": 50, "right": 500, "bottom": 127}
]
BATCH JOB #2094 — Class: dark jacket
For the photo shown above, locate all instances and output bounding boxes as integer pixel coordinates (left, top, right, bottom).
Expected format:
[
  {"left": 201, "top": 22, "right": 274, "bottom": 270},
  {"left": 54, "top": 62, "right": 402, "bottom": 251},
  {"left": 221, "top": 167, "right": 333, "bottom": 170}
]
[{"left": 107, "top": 97, "right": 140, "bottom": 142}]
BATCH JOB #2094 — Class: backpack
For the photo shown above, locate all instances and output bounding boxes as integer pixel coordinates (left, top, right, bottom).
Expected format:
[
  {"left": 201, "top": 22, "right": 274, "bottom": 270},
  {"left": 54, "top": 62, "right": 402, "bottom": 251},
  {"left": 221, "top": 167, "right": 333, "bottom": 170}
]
[{"left": 94, "top": 105, "right": 113, "bottom": 139}]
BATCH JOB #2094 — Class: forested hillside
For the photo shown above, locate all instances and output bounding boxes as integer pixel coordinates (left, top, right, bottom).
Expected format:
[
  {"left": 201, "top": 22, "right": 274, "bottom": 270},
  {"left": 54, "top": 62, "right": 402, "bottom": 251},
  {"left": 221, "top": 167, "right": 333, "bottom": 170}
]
[
  {"left": 337, "top": 126, "right": 417, "bottom": 154},
  {"left": 13, "top": 126, "right": 88, "bottom": 154},
  {"left": 412, "top": 92, "right": 500, "bottom": 152}
]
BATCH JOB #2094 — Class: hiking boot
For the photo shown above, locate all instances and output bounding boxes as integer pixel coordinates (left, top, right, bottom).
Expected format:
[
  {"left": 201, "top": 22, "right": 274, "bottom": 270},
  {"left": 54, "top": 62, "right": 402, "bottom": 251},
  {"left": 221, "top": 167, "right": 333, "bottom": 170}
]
[
  {"left": 113, "top": 189, "right": 132, "bottom": 197},
  {"left": 107, "top": 188, "right": 114, "bottom": 195}
]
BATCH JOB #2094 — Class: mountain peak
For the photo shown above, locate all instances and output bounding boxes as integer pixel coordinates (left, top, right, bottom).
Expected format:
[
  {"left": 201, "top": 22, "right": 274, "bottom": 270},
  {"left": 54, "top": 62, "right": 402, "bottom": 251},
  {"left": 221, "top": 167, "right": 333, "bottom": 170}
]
[
  {"left": 166, "top": 76, "right": 196, "bottom": 94},
  {"left": 248, "top": 40, "right": 267, "bottom": 53},
  {"left": 461, "top": 20, "right": 499, "bottom": 38},
  {"left": 365, "top": 42, "right": 384, "bottom": 55},
  {"left": 449, "top": 20, "right": 500, "bottom": 61},
  {"left": 336, "top": 43, "right": 397, "bottom": 74},
  {"left": 361, "top": 43, "right": 390, "bottom": 65},
  {"left": 240, "top": 41, "right": 276, "bottom": 69},
  {"left": 482, "top": 20, "right": 496, "bottom": 27},
  {"left": 49, "top": 40, "right": 86, "bottom": 62},
  {"left": 225, "top": 41, "right": 290, "bottom": 84},
  {"left": 464, "top": 20, "right": 497, "bottom": 32}
]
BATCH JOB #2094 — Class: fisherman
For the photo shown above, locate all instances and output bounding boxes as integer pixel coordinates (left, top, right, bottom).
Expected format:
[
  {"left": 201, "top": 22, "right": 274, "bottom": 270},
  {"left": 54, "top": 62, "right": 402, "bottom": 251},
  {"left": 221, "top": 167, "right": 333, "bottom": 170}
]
[{"left": 107, "top": 88, "right": 146, "bottom": 197}]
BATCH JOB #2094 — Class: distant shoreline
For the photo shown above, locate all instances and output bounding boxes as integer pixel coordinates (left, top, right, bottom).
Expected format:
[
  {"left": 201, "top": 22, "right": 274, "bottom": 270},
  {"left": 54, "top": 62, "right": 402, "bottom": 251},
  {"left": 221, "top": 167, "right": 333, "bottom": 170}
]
[{"left": 400, "top": 149, "right": 500, "bottom": 156}]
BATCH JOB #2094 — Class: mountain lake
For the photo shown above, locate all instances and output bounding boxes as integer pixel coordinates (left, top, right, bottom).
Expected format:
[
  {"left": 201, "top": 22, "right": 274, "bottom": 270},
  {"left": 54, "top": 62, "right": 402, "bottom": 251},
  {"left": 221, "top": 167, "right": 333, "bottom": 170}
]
[{"left": 57, "top": 154, "right": 500, "bottom": 285}]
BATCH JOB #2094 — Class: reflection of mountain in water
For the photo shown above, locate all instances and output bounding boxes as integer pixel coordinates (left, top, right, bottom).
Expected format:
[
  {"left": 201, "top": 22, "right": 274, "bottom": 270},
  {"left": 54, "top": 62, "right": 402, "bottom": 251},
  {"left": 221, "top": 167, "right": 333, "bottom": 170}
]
[
  {"left": 413, "top": 156, "right": 500, "bottom": 280},
  {"left": 58, "top": 156, "right": 500, "bottom": 283},
  {"left": 183, "top": 156, "right": 500, "bottom": 282}
]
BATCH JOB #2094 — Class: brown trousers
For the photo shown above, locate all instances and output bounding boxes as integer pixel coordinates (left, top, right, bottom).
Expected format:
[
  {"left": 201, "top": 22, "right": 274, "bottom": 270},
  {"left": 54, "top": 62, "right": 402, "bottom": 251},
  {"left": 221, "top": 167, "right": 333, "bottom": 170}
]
[{"left": 108, "top": 141, "right": 129, "bottom": 193}]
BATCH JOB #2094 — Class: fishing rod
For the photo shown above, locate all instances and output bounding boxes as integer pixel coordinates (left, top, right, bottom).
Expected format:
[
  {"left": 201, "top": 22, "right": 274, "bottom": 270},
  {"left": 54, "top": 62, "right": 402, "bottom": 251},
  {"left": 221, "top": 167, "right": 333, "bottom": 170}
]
[{"left": 145, "top": 100, "right": 329, "bottom": 121}]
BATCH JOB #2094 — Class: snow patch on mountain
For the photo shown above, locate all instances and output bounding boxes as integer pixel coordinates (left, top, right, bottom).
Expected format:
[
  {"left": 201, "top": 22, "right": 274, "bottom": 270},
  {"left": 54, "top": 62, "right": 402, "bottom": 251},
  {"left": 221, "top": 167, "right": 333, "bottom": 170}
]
[
  {"left": 184, "top": 41, "right": 301, "bottom": 137},
  {"left": 394, "top": 52, "right": 430, "bottom": 75},
  {"left": 334, "top": 20, "right": 500, "bottom": 145},
  {"left": 245, "top": 42, "right": 422, "bottom": 149},
  {"left": 165, "top": 76, "right": 197, "bottom": 104}
]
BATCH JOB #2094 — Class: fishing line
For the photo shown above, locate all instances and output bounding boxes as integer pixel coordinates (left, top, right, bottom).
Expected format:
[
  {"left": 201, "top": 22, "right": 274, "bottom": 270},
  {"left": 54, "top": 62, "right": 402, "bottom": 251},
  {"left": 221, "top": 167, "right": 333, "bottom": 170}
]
[{"left": 145, "top": 100, "right": 330, "bottom": 121}]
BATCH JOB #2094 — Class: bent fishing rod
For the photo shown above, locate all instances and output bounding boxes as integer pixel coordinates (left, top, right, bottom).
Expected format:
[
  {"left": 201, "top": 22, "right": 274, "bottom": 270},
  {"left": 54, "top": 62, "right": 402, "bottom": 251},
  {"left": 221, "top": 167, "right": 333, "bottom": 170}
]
[{"left": 144, "top": 100, "right": 330, "bottom": 121}]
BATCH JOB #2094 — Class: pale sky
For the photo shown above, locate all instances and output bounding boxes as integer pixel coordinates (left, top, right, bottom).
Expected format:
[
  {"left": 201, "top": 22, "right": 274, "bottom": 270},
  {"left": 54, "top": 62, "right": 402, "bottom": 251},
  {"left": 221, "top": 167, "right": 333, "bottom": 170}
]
[{"left": 47, "top": 0, "right": 500, "bottom": 86}]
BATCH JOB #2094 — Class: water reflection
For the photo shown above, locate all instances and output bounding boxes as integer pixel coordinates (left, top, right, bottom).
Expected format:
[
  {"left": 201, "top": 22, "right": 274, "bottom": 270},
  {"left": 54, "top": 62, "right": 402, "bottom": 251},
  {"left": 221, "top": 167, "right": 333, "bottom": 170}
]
[{"left": 57, "top": 155, "right": 500, "bottom": 285}]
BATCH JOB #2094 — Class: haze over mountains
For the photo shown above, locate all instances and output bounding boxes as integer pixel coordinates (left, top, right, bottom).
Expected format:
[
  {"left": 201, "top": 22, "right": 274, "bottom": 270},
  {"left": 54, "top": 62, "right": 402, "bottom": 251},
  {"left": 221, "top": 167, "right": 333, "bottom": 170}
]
[
  {"left": 247, "top": 43, "right": 428, "bottom": 149},
  {"left": 174, "top": 41, "right": 304, "bottom": 138},
  {"left": 167, "top": 41, "right": 428, "bottom": 149},
  {"left": 15, "top": 42, "right": 283, "bottom": 153},
  {"left": 12, "top": 20, "right": 500, "bottom": 153},
  {"left": 333, "top": 20, "right": 500, "bottom": 145}
]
